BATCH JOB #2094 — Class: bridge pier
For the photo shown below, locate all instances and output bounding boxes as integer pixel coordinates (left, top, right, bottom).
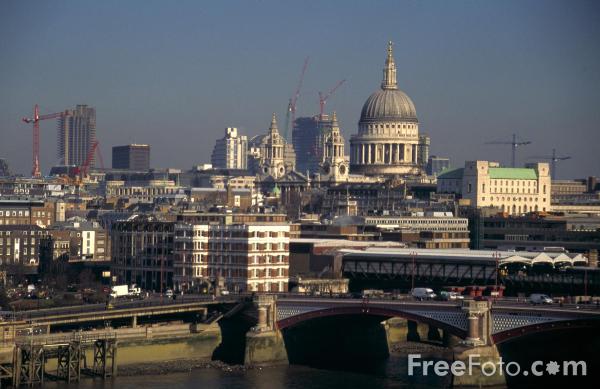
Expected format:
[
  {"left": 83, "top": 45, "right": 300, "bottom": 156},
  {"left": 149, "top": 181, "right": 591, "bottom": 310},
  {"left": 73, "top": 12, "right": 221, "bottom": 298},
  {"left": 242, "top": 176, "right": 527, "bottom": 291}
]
[
  {"left": 461, "top": 300, "right": 491, "bottom": 347},
  {"left": 56, "top": 341, "right": 81, "bottom": 382},
  {"left": 451, "top": 345, "right": 505, "bottom": 387},
  {"left": 442, "top": 330, "right": 461, "bottom": 347},
  {"left": 244, "top": 295, "right": 288, "bottom": 366}
]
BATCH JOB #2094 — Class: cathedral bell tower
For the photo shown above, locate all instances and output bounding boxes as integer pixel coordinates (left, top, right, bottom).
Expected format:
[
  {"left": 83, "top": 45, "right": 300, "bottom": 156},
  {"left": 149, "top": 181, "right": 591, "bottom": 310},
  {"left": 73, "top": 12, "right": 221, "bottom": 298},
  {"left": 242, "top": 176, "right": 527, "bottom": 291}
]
[
  {"left": 262, "top": 113, "right": 286, "bottom": 178},
  {"left": 319, "top": 112, "right": 349, "bottom": 182}
]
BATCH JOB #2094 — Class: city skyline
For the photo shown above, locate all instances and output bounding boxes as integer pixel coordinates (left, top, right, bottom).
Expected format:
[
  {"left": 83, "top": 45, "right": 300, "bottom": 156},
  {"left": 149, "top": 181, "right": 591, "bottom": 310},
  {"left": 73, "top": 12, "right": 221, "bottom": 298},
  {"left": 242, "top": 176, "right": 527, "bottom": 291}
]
[{"left": 1, "top": 0, "right": 599, "bottom": 178}]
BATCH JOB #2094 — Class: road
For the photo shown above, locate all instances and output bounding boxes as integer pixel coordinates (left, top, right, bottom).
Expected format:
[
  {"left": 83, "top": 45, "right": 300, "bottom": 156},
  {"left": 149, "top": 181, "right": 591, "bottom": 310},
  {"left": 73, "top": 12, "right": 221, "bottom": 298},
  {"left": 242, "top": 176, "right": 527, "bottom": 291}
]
[{"left": 4, "top": 292, "right": 600, "bottom": 324}]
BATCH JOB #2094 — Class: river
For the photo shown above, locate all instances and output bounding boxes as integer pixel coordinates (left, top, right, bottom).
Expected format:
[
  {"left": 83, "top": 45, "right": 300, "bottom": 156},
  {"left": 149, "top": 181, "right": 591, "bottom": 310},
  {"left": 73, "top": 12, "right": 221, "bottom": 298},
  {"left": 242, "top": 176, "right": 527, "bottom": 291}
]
[{"left": 43, "top": 356, "right": 450, "bottom": 389}]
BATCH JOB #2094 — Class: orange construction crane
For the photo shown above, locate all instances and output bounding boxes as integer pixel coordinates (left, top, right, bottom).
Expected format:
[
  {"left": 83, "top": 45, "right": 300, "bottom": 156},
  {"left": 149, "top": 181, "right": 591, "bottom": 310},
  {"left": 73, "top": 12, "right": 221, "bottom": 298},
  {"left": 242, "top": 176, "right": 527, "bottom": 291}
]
[
  {"left": 284, "top": 57, "right": 309, "bottom": 140},
  {"left": 22, "top": 104, "right": 69, "bottom": 177},
  {"left": 73, "top": 140, "right": 104, "bottom": 179}
]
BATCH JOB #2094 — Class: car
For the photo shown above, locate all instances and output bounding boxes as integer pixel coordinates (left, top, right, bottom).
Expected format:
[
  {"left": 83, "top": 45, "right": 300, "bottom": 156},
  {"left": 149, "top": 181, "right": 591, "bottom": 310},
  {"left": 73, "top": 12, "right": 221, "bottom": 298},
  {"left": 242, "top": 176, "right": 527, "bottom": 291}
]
[
  {"left": 220, "top": 290, "right": 230, "bottom": 296},
  {"left": 529, "top": 293, "right": 553, "bottom": 304},
  {"left": 411, "top": 288, "right": 436, "bottom": 301},
  {"left": 439, "top": 291, "right": 464, "bottom": 301},
  {"left": 165, "top": 289, "right": 174, "bottom": 298}
]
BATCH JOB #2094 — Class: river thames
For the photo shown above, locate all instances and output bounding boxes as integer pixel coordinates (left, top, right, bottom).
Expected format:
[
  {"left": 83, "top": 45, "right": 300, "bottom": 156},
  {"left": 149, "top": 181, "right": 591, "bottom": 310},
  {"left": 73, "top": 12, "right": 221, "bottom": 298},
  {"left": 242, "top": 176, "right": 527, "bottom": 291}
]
[{"left": 44, "top": 355, "right": 449, "bottom": 389}]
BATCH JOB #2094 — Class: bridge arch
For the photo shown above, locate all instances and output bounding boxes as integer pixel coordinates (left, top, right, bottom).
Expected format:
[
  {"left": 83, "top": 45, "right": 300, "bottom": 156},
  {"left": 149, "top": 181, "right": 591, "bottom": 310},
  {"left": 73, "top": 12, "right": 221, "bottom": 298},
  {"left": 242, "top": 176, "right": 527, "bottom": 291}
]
[
  {"left": 492, "top": 318, "right": 600, "bottom": 344},
  {"left": 276, "top": 305, "right": 468, "bottom": 339}
]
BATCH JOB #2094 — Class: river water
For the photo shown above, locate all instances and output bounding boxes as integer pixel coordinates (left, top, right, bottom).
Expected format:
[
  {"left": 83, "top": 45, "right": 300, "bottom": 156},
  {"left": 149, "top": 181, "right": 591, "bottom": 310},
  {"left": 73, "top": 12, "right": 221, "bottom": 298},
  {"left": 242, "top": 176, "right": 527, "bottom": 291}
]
[{"left": 44, "top": 356, "right": 449, "bottom": 389}]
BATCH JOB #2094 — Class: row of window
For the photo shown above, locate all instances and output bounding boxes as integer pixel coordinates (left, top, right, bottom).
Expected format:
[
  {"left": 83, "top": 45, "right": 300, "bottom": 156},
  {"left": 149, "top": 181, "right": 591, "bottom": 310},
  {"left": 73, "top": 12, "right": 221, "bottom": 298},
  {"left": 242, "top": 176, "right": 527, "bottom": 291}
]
[
  {"left": 482, "top": 196, "right": 547, "bottom": 203},
  {"left": 0, "top": 210, "right": 49, "bottom": 217},
  {"left": 0, "top": 238, "right": 36, "bottom": 245}
]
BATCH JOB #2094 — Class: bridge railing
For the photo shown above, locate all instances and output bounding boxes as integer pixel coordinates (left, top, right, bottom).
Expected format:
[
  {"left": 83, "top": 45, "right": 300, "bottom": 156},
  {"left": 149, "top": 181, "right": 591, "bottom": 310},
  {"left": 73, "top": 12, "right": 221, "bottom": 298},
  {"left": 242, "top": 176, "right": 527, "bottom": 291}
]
[
  {"left": 14, "top": 330, "right": 117, "bottom": 347},
  {"left": 9, "top": 294, "right": 242, "bottom": 322}
]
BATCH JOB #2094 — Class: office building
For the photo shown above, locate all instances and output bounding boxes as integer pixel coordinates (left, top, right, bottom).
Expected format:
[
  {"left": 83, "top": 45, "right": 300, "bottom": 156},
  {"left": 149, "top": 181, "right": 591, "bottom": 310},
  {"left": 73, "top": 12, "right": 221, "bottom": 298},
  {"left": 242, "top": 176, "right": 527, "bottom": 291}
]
[
  {"left": 112, "top": 144, "right": 151, "bottom": 170},
  {"left": 210, "top": 128, "right": 248, "bottom": 170},
  {"left": 173, "top": 213, "right": 290, "bottom": 293},
  {"left": 437, "top": 161, "right": 551, "bottom": 215}
]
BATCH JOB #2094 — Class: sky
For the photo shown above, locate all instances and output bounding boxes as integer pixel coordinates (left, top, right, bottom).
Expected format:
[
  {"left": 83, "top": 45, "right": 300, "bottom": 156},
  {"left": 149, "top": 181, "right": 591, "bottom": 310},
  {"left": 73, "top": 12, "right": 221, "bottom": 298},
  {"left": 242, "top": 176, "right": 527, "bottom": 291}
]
[{"left": 1, "top": 0, "right": 599, "bottom": 179}]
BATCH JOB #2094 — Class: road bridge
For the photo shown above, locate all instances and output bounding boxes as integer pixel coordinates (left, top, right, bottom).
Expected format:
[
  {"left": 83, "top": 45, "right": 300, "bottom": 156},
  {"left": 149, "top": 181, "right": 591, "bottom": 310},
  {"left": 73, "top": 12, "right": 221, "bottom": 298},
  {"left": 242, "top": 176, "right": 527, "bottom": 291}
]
[{"left": 275, "top": 296, "right": 600, "bottom": 345}]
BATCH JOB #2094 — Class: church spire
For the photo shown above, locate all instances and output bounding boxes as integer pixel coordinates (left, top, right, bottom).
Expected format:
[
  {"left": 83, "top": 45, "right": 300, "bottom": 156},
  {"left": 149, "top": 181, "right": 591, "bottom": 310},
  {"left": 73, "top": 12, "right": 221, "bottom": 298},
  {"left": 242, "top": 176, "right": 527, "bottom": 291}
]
[
  {"left": 381, "top": 41, "right": 398, "bottom": 90},
  {"left": 269, "top": 113, "right": 279, "bottom": 134}
]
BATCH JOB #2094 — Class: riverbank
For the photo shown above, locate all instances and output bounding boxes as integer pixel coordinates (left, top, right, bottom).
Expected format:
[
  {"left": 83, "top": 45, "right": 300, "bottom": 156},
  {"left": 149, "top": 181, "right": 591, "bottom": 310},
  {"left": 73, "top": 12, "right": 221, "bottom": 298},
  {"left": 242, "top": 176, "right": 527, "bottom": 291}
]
[
  {"left": 117, "top": 358, "right": 260, "bottom": 376},
  {"left": 117, "top": 341, "right": 446, "bottom": 377}
]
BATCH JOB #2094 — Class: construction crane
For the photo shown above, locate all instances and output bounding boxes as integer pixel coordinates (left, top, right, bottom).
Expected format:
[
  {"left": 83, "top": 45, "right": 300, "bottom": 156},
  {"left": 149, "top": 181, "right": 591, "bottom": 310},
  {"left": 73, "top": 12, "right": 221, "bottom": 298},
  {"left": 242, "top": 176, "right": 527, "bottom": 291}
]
[
  {"left": 484, "top": 133, "right": 531, "bottom": 168},
  {"left": 22, "top": 104, "right": 69, "bottom": 177},
  {"left": 528, "top": 148, "right": 571, "bottom": 179},
  {"left": 318, "top": 79, "right": 346, "bottom": 118},
  {"left": 284, "top": 57, "right": 309, "bottom": 140},
  {"left": 72, "top": 140, "right": 105, "bottom": 179}
]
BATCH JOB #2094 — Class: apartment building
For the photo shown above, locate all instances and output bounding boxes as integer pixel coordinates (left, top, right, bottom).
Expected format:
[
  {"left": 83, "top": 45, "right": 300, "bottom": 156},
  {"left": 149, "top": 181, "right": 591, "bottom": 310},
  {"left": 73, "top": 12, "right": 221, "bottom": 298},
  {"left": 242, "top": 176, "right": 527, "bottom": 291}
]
[
  {"left": 0, "top": 225, "right": 49, "bottom": 268},
  {"left": 0, "top": 199, "right": 65, "bottom": 227}
]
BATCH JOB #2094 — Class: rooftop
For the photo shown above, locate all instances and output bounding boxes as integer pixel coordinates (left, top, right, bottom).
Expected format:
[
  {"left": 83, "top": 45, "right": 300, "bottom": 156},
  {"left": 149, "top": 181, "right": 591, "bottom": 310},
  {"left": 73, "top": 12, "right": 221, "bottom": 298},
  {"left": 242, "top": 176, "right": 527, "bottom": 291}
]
[{"left": 488, "top": 167, "right": 537, "bottom": 180}]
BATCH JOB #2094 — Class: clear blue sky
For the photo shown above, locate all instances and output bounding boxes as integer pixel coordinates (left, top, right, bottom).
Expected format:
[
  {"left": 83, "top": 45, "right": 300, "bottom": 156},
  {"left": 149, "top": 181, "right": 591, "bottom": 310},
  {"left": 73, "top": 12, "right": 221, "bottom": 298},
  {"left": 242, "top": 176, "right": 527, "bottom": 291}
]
[{"left": 1, "top": 0, "right": 599, "bottom": 178}]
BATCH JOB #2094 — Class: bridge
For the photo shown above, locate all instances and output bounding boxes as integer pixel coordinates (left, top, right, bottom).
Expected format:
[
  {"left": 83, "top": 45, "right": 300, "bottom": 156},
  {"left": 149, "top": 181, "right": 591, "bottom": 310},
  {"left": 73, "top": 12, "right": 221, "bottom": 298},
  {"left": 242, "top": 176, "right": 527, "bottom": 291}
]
[
  {"left": 3, "top": 294, "right": 599, "bottom": 346},
  {"left": 254, "top": 295, "right": 600, "bottom": 346},
  {"left": 1, "top": 294, "right": 599, "bottom": 386}
]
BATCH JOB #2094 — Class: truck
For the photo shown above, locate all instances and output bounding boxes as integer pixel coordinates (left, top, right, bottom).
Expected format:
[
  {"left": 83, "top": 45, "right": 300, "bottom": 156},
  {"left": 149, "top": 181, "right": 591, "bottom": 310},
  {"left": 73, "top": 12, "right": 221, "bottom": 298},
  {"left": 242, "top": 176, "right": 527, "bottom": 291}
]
[
  {"left": 411, "top": 288, "right": 437, "bottom": 301},
  {"left": 109, "top": 284, "right": 141, "bottom": 299}
]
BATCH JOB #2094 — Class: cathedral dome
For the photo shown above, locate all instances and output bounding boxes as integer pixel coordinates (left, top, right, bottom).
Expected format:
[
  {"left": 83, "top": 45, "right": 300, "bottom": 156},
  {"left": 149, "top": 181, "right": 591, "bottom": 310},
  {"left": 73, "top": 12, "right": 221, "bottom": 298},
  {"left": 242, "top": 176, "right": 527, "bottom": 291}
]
[
  {"left": 360, "top": 88, "right": 417, "bottom": 123},
  {"left": 359, "top": 41, "right": 418, "bottom": 124}
]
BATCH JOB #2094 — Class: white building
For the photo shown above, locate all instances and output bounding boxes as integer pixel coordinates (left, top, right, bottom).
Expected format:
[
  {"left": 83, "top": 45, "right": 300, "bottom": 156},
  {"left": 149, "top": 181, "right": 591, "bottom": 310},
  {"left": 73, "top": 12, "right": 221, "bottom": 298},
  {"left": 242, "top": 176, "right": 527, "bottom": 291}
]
[
  {"left": 210, "top": 127, "right": 248, "bottom": 170},
  {"left": 437, "top": 161, "right": 551, "bottom": 215},
  {"left": 174, "top": 219, "right": 290, "bottom": 293}
]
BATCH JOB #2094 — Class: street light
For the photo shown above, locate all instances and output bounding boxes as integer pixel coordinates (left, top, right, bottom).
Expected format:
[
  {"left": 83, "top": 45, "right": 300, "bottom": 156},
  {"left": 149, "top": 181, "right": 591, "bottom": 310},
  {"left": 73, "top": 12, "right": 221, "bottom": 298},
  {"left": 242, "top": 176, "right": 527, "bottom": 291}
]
[{"left": 410, "top": 251, "right": 417, "bottom": 291}]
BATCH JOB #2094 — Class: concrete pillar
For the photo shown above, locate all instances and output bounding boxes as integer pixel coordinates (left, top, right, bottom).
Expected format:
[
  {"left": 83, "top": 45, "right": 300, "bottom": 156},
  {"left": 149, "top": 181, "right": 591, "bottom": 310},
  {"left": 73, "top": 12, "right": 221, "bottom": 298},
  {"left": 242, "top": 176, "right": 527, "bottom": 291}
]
[
  {"left": 467, "top": 314, "right": 479, "bottom": 341},
  {"left": 245, "top": 294, "right": 288, "bottom": 366},
  {"left": 367, "top": 144, "right": 371, "bottom": 164},
  {"left": 258, "top": 307, "right": 267, "bottom": 330},
  {"left": 132, "top": 315, "right": 138, "bottom": 328},
  {"left": 461, "top": 299, "right": 490, "bottom": 347},
  {"left": 396, "top": 143, "right": 400, "bottom": 163},
  {"left": 452, "top": 345, "right": 506, "bottom": 387}
]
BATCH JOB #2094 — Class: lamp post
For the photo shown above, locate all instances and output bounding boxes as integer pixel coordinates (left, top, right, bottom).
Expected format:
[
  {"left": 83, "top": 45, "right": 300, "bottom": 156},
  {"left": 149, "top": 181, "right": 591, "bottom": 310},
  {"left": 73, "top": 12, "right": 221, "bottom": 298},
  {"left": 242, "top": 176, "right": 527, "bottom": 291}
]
[
  {"left": 410, "top": 251, "right": 417, "bottom": 291},
  {"left": 493, "top": 251, "right": 500, "bottom": 302}
]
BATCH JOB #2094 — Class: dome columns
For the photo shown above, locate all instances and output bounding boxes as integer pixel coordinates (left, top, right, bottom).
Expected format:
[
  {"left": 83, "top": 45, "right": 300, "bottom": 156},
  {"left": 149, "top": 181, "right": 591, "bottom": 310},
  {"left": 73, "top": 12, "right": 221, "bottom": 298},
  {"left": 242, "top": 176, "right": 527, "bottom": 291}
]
[{"left": 350, "top": 141, "right": 418, "bottom": 167}]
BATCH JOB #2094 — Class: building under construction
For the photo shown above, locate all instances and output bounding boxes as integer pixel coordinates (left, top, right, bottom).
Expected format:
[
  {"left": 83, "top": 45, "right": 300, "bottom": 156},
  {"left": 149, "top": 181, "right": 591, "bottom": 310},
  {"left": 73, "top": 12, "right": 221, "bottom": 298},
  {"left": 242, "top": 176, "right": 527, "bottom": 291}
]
[
  {"left": 57, "top": 105, "right": 97, "bottom": 167},
  {"left": 292, "top": 115, "right": 333, "bottom": 175}
]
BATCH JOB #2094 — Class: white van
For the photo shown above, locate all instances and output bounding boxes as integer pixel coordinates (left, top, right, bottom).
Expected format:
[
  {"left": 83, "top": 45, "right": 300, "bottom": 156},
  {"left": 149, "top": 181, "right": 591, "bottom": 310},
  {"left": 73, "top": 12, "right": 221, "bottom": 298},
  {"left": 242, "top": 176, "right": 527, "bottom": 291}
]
[
  {"left": 411, "top": 288, "right": 436, "bottom": 301},
  {"left": 529, "top": 294, "right": 553, "bottom": 304}
]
